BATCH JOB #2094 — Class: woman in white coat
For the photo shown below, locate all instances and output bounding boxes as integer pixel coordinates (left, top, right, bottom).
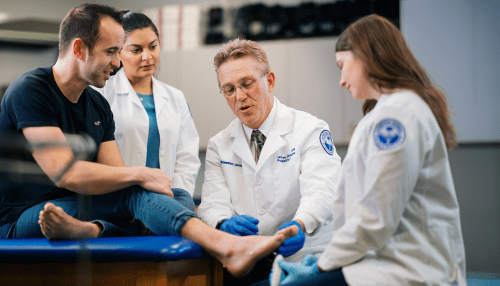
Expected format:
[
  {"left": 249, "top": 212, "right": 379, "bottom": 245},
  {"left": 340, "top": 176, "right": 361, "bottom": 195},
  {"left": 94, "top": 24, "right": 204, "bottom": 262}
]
[
  {"left": 96, "top": 12, "right": 200, "bottom": 211},
  {"left": 258, "top": 14, "right": 466, "bottom": 286}
]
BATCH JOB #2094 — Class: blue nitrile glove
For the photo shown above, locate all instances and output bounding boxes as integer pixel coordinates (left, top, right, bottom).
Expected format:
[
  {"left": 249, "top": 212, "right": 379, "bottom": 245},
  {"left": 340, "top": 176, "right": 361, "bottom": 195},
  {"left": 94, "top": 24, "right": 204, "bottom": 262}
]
[
  {"left": 277, "top": 221, "right": 305, "bottom": 257},
  {"left": 269, "top": 254, "right": 318, "bottom": 285},
  {"left": 299, "top": 254, "right": 319, "bottom": 267},
  {"left": 220, "top": 215, "right": 259, "bottom": 236},
  {"left": 270, "top": 255, "right": 319, "bottom": 285}
]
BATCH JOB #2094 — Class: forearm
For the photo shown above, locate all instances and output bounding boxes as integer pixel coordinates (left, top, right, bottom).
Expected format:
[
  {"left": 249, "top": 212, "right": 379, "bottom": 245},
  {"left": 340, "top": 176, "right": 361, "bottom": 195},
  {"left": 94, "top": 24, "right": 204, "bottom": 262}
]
[{"left": 57, "top": 161, "right": 144, "bottom": 195}]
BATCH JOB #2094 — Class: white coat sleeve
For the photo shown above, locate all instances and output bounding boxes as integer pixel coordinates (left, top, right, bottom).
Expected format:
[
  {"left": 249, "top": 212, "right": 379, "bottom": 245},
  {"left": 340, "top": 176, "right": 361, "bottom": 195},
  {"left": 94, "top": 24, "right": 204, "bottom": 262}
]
[
  {"left": 170, "top": 98, "right": 201, "bottom": 197},
  {"left": 293, "top": 119, "right": 342, "bottom": 233},
  {"left": 197, "top": 138, "right": 235, "bottom": 228},
  {"left": 317, "top": 105, "right": 425, "bottom": 271}
]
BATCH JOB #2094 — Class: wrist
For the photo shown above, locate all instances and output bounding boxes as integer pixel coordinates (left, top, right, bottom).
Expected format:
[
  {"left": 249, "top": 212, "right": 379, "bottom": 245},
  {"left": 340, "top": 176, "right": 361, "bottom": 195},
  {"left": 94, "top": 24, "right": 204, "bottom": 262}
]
[
  {"left": 216, "top": 219, "right": 227, "bottom": 230},
  {"left": 130, "top": 166, "right": 147, "bottom": 185}
]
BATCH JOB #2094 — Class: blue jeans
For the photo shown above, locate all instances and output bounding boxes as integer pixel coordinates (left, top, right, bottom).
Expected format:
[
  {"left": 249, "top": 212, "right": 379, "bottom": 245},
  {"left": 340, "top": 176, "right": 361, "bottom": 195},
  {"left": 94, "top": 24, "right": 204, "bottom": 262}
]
[
  {"left": 250, "top": 268, "right": 348, "bottom": 286},
  {"left": 11, "top": 186, "right": 197, "bottom": 239}
]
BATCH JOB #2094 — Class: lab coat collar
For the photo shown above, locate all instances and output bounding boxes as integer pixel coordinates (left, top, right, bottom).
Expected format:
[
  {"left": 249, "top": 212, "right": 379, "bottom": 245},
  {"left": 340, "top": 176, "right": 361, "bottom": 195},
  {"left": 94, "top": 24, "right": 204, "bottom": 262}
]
[
  {"left": 114, "top": 68, "right": 169, "bottom": 114},
  {"left": 241, "top": 98, "right": 277, "bottom": 142},
  {"left": 270, "top": 98, "right": 294, "bottom": 136},
  {"left": 229, "top": 97, "right": 293, "bottom": 171},
  {"left": 256, "top": 98, "right": 292, "bottom": 170},
  {"left": 230, "top": 122, "right": 257, "bottom": 170},
  {"left": 114, "top": 68, "right": 131, "bottom": 95}
]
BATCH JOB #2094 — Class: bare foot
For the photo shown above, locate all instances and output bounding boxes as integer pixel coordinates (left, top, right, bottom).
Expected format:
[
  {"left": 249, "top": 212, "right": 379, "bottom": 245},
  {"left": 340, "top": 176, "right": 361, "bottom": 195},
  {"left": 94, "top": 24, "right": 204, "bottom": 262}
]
[
  {"left": 38, "top": 203, "right": 102, "bottom": 240},
  {"left": 215, "top": 225, "right": 299, "bottom": 278}
]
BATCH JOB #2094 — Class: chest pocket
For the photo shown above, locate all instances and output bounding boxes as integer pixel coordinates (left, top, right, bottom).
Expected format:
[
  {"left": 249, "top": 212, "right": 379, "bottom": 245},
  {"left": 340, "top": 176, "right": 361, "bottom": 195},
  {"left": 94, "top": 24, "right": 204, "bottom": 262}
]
[{"left": 272, "top": 158, "right": 300, "bottom": 215}]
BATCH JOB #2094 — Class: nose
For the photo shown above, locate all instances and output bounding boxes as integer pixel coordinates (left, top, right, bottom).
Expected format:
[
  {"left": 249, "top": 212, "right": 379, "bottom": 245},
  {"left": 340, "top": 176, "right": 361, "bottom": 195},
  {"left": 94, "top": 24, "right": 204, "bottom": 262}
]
[
  {"left": 142, "top": 50, "right": 152, "bottom": 61},
  {"left": 339, "top": 75, "right": 346, "bottom": 88},
  {"left": 234, "top": 86, "right": 247, "bottom": 101},
  {"left": 111, "top": 53, "right": 120, "bottom": 69}
]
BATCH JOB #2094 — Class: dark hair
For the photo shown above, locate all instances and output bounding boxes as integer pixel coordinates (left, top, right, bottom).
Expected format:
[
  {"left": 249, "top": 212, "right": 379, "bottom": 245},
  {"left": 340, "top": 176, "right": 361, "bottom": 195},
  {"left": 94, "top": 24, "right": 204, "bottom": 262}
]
[
  {"left": 59, "top": 4, "right": 122, "bottom": 55},
  {"left": 120, "top": 12, "right": 159, "bottom": 41},
  {"left": 336, "top": 14, "right": 456, "bottom": 150}
]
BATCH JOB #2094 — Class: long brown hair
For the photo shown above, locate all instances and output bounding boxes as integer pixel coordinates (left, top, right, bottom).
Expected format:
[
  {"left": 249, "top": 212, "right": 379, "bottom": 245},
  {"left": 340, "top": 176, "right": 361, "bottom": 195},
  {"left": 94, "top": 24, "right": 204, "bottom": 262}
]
[{"left": 336, "top": 14, "right": 456, "bottom": 150}]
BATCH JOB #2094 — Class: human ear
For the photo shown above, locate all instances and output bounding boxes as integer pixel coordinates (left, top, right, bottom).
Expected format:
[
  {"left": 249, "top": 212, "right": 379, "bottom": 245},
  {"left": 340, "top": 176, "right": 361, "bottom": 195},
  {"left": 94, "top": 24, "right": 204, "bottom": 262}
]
[
  {"left": 73, "top": 38, "right": 86, "bottom": 60},
  {"left": 266, "top": 71, "right": 276, "bottom": 93}
]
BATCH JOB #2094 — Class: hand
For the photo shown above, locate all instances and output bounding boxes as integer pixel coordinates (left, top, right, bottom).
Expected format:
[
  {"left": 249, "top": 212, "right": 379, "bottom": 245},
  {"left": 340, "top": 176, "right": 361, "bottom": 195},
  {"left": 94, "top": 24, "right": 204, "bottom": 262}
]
[
  {"left": 299, "top": 253, "right": 318, "bottom": 267},
  {"left": 220, "top": 215, "right": 259, "bottom": 236},
  {"left": 269, "top": 254, "right": 319, "bottom": 285},
  {"left": 277, "top": 221, "right": 305, "bottom": 257},
  {"left": 138, "top": 167, "right": 174, "bottom": 198}
]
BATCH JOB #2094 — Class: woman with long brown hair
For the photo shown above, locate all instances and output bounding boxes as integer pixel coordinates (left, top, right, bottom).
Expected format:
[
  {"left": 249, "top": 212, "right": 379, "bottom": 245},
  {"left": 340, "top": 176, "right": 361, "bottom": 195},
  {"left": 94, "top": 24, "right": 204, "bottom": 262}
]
[{"left": 255, "top": 14, "right": 466, "bottom": 286}]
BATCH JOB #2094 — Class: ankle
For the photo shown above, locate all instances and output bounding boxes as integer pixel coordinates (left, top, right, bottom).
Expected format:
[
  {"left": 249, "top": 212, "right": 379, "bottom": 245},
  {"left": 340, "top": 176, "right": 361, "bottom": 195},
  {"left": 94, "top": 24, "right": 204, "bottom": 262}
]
[{"left": 91, "top": 221, "right": 104, "bottom": 238}]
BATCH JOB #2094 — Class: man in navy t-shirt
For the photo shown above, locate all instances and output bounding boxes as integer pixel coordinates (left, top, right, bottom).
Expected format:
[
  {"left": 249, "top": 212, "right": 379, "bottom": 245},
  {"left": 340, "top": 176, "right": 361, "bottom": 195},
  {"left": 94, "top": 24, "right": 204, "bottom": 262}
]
[
  {"left": 0, "top": 4, "right": 190, "bottom": 241},
  {"left": 0, "top": 5, "right": 296, "bottom": 276}
]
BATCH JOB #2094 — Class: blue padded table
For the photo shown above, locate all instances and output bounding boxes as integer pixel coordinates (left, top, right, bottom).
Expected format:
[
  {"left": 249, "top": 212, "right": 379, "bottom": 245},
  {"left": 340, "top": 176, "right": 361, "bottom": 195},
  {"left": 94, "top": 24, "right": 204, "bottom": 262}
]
[{"left": 0, "top": 236, "right": 223, "bottom": 286}]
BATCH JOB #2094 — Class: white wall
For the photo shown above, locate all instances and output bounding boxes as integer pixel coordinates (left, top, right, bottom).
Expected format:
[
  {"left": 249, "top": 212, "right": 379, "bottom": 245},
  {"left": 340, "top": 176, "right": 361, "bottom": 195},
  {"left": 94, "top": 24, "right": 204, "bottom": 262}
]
[
  {"left": 0, "top": 0, "right": 338, "bottom": 23},
  {"left": 156, "top": 0, "right": 500, "bottom": 145},
  {"left": 0, "top": 45, "right": 58, "bottom": 87},
  {"left": 158, "top": 38, "right": 363, "bottom": 149},
  {"left": 3, "top": 0, "right": 499, "bottom": 142},
  {"left": 401, "top": 0, "right": 500, "bottom": 142}
]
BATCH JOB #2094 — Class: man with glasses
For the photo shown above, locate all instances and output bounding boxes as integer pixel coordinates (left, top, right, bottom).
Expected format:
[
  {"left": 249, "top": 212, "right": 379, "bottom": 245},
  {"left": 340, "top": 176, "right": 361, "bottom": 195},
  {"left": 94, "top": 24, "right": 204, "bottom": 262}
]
[{"left": 197, "top": 39, "right": 342, "bottom": 285}]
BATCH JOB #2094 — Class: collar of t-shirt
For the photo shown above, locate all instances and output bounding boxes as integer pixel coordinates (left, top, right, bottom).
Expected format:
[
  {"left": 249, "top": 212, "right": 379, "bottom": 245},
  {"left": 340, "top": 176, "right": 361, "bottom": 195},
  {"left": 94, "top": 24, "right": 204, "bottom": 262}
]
[{"left": 242, "top": 97, "right": 277, "bottom": 154}]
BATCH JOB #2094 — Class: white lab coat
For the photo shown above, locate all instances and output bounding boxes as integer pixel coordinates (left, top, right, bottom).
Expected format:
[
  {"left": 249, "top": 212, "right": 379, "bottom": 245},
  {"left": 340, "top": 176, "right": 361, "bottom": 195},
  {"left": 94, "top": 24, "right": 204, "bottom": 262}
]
[
  {"left": 93, "top": 69, "right": 200, "bottom": 196},
  {"left": 198, "top": 98, "right": 342, "bottom": 262},
  {"left": 317, "top": 90, "right": 466, "bottom": 285}
]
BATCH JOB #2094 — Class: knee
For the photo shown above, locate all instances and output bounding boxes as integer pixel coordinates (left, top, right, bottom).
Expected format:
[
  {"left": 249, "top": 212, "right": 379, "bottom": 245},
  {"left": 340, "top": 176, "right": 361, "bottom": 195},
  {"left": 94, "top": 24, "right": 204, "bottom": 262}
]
[{"left": 171, "top": 188, "right": 196, "bottom": 212}]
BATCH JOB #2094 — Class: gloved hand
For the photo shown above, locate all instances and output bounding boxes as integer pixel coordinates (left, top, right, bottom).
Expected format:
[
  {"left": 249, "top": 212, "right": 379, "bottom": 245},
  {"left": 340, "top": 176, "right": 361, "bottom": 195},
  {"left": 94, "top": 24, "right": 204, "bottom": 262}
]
[
  {"left": 220, "top": 215, "right": 259, "bottom": 236},
  {"left": 269, "top": 254, "right": 319, "bottom": 285},
  {"left": 298, "top": 253, "right": 318, "bottom": 267},
  {"left": 277, "top": 221, "right": 305, "bottom": 257}
]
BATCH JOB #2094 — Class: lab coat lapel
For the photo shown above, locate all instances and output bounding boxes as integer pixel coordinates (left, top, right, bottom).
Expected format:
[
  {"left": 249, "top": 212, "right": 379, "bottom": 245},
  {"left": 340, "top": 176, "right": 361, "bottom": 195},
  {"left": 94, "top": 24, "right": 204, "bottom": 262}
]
[
  {"left": 151, "top": 76, "right": 168, "bottom": 116},
  {"left": 255, "top": 100, "right": 293, "bottom": 172},
  {"left": 230, "top": 122, "right": 256, "bottom": 170},
  {"left": 116, "top": 69, "right": 144, "bottom": 110},
  {"left": 255, "top": 132, "right": 284, "bottom": 172}
]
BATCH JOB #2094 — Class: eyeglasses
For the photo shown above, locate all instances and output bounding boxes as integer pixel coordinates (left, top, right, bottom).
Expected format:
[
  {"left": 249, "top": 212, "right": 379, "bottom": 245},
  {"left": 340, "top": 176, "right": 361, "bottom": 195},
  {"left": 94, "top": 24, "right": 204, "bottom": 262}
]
[{"left": 220, "top": 72, "right": 268, "bottom": 97}]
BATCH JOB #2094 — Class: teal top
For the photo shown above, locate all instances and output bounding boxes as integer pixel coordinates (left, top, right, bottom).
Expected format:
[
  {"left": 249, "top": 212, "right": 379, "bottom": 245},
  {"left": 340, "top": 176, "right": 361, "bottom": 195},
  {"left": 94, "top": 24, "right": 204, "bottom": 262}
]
[{"left": 137, "top": 93, "right": 160, "bottom": 169}]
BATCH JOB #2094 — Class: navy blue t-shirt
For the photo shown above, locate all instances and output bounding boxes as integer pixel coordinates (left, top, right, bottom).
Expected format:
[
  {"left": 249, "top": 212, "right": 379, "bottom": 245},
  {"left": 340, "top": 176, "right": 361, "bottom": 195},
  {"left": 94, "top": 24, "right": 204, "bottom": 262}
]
[{"left": 0, "top": 66, "right": 115, "bottom": 226}]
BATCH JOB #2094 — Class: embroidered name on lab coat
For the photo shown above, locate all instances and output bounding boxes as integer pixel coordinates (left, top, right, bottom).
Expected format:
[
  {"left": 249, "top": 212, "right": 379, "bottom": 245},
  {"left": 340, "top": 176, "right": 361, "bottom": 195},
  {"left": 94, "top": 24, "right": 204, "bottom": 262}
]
[
  {"left": 220, "top": 160, "right": 242, "bottom": 167},
  {"left": 277, "top": 148, "right": 295, "bottom": 163}
]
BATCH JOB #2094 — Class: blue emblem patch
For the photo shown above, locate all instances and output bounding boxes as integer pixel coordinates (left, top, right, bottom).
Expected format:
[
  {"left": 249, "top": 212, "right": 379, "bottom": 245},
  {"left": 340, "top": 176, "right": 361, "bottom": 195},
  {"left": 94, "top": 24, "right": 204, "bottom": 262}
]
[
  {"left": 319, "top": 130, "right": 334, "bottom": 156},
  {"left": 374, "top": 118, "right": 406, "bottom": 150}
]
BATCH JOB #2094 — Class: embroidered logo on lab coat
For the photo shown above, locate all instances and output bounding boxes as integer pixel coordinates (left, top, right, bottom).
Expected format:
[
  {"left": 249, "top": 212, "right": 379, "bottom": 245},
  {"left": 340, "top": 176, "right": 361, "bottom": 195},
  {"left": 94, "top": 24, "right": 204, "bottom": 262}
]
[
  {"left": 374, "top": 118, "right": 406, "bottom": 150},
  {"left": 319, "top": 130, "right": 334, "bottom": 155}
]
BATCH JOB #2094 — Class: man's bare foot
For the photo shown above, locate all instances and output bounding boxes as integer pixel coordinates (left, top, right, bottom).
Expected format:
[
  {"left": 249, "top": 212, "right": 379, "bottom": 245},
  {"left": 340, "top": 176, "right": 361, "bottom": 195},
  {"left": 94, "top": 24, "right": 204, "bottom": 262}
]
[
  {"left": 215, "top": 225, "right": 299, "bottom": 278},
  {"left": 38, "top": 203, "right": 102, "bottom": 240}
]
